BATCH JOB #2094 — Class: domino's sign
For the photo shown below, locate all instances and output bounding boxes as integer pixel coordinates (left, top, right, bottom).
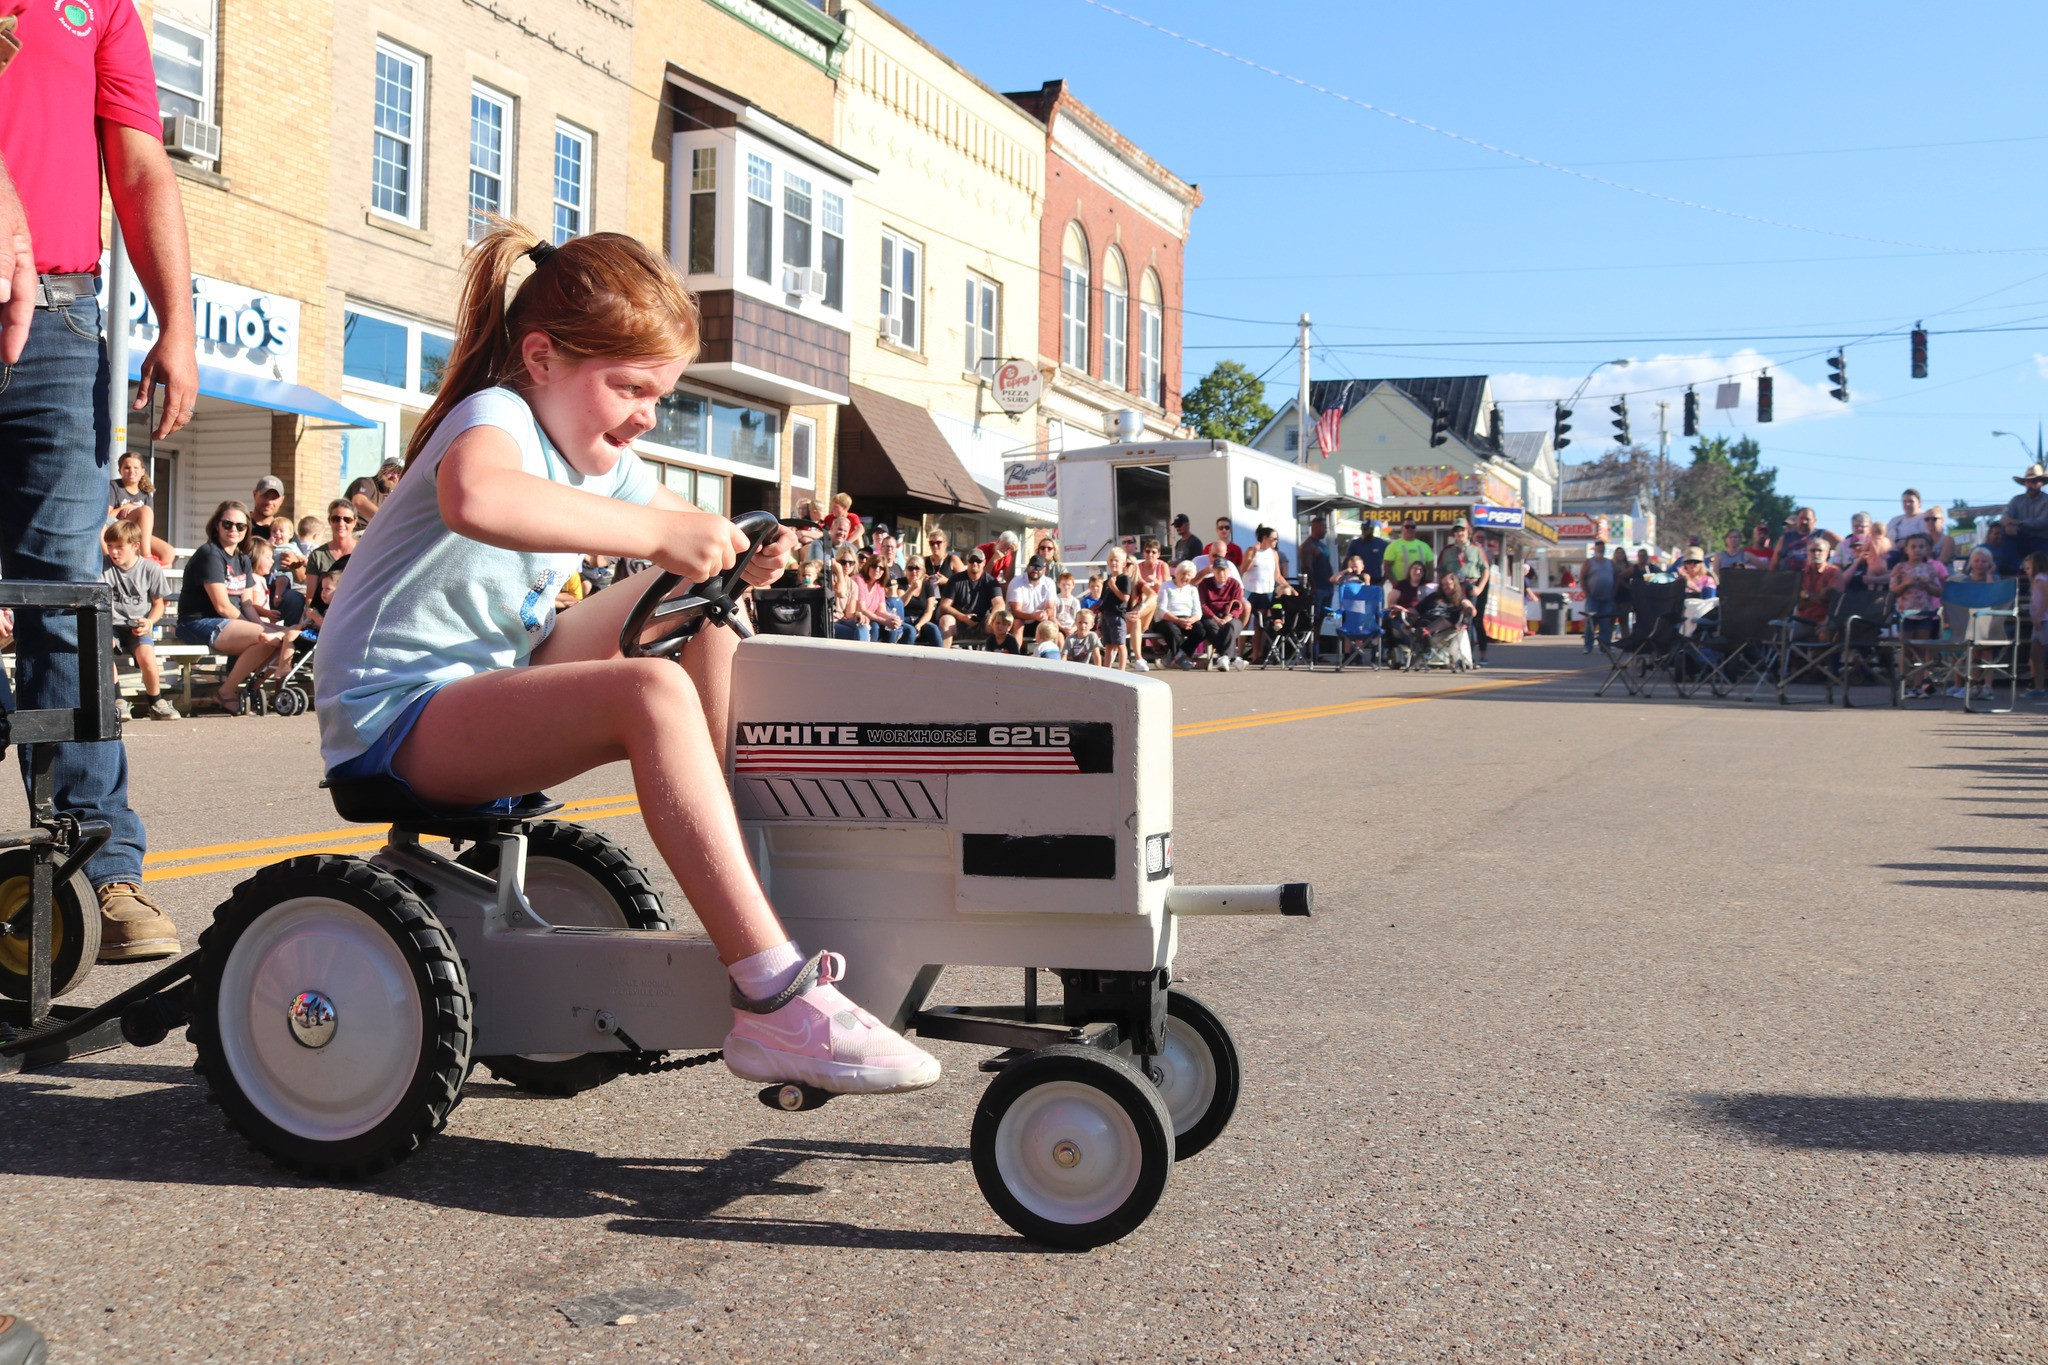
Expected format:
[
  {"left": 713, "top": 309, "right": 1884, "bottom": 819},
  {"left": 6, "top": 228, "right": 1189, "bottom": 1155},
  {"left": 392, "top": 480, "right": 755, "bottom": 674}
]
[{"left": 97, "top": 256, "right": 301, "bottom": 384}]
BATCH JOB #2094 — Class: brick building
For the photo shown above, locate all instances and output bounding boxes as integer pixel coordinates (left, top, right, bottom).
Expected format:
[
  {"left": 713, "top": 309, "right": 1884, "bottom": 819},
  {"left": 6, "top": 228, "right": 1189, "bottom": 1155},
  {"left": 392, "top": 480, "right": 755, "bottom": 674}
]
[
  {"left": 105, "top": 0, "right": 345, "bottom": 544},
  {"left": 1005, "top": 81, "right": 1200, "bottom": 453},
  {"left": 631, "top": 0, "right": 854, "bottom": 517},
  {"left": 830, "top": 0, "right": 1047, "bottom": 551},
  {"left": 324, "top": 0, "right": 637, "bottom": 508}
]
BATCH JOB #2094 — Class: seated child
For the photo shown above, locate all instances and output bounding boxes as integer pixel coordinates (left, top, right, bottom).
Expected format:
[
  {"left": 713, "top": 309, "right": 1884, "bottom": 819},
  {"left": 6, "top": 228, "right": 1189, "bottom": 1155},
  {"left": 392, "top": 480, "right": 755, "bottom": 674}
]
[
  {"left": 1064, "top": 608, "right": 1103, "bottom": 665},
  {"left": 1032, "top": 620, "right": 1063, "bottom": 660},
  {"left": 101, "top": 520, "right": 176, "bottom": 720},
  {"left": 1079, "top": 573, "right": 1103, "bottom": 613},
  {"left": 312, "top": 223, "right": 939, "bottom": 1096}
]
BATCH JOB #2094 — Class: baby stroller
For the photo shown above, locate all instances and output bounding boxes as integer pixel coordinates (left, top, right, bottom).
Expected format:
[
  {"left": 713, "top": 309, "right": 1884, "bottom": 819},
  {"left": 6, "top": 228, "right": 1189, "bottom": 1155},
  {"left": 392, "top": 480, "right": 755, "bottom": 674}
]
[{"left": 248, "top": 624, "right": 315, "bottom": 718}]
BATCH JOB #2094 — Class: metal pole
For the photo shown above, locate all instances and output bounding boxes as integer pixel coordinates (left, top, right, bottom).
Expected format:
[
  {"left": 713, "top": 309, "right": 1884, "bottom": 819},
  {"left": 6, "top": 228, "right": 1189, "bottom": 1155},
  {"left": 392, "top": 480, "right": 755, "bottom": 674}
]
[
  {"left": 1297, "top": 312, "right": 1312, "bottom": 466},
  {"left": 105, "top": 217, "right": 134, "bottom": 465}
]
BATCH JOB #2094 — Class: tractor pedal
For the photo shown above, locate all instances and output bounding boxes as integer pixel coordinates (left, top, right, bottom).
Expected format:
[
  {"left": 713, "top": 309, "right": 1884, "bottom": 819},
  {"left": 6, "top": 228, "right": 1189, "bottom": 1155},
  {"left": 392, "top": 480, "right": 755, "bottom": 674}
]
[{"left": 758, "top": 1082, "right": 833, "bottom": 1113}]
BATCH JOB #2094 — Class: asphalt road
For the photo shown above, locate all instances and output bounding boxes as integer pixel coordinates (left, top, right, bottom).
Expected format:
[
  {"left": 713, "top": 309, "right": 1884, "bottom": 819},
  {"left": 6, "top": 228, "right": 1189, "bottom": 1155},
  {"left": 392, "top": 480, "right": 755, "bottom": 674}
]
[{"left": 7, "top": 639, "right": 2048, "bottom": 1360}]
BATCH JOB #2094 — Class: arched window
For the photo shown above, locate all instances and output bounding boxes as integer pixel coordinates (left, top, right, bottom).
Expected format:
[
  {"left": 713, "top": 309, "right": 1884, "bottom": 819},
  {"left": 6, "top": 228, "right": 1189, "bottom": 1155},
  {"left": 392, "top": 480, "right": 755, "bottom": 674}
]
[
  {"left": 1138, "top": 269, "right": 1164, "bottom": 404},
  {"left": 1061, "top": 223, "right": 1090, "bottom": 370},
  {"left": 1101, "top": 247, "right": 1129, "bottom": 390}
]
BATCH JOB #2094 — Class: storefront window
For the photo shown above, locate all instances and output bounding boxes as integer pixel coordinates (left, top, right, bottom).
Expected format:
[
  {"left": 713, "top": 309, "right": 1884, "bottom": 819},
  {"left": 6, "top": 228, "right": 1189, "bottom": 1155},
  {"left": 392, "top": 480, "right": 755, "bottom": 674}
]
[
  {"left": 419, "top": 331, "right": 452, "bottom": 395},
  {"left": 712, "top": 398, "right": 778, "bottom": 470},
  {"left": 649, "top": 389, "right": 708, "bottom": 454},
  {"left": 343, "top": 310, "right": 408, "bottom": 389}
]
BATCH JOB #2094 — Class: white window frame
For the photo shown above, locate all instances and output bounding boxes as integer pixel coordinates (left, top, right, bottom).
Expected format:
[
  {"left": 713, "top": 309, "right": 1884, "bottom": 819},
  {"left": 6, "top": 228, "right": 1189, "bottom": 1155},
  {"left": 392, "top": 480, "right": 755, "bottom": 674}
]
[
  {"left": 880, "top": 229, "right": 922, "bottom": 350},
  {"left": 745, "top": 151, "right": 775, "bottom": 284},
  {"left": 467, "top": 84, "right": 513, "bottom": 244},
  {"left": 964, "top": 272, "right": 998, "bottom": 377},
  {"left": 687, "top": 146, "right": 718, "bottom": 275},
  {"left": 1101, "top": 249, "right": 1129, "bottom": 391},
  {"left": 151, "top": 14, "right": 213, "bottom": 128},
  {"left": 1139, "top": 278, "right": 1164, "bottom": 406},
  {"left": 552, "top": 121, "right": 593, "bottom": 244},
  {"left": 819, "top": 191, "right": 845, "bottom": 313},
  {"left": 371, "top": 40, "right": 425, "bottom": 227},
  {"left": 341, "top": 301, "right": 455, "bottom": 407},
  {"left": 789, "top": 414, "right": 817, "bottom": 489},
  {"left": 1061, "top": 225, "right": 1090, "bottom": 371},
  {"left": 782, "top": 170, "right": 814, "bottom": 275}
]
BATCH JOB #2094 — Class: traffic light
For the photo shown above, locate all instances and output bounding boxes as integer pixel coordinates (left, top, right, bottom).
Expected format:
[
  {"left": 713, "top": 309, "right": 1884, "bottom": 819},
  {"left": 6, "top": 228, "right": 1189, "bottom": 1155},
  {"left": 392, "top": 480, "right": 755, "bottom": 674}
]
[
  {"left": 1757, "top": 373, "right": 1774, "bottom": 423},
  {"left": 1429, "top": 403, "right": 1449, "bottom": 448},
  {"left": 1682, "top": 387, "right": 1699, "bottom": 437},
  {"left": 1827, "top": 350, "right": 1848, "bottom": 403},
  {"left": 1610, "top": 397, "right": 1630, "bottom": 446},
  {"left": 1553, "top": 404, "right": 1572, "bottom": 452},
  {"left": 1911, "top": 325, "right": 1928, "bottom": 379}
]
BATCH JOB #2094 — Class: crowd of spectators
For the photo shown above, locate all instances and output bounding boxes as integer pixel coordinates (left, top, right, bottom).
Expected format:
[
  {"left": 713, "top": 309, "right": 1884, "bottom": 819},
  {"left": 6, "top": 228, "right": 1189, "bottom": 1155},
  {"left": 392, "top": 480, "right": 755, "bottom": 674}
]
[{"left": 1571, "top": 472, "right": 2048, "bottom": 699}]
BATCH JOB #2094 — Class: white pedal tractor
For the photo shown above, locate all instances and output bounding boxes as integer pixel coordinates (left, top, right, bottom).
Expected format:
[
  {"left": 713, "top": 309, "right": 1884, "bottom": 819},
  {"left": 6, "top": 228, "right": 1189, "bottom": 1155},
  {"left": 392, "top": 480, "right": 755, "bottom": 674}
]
[{"left": 177, "top": 513, "right": 1312, "bottom": 1248}]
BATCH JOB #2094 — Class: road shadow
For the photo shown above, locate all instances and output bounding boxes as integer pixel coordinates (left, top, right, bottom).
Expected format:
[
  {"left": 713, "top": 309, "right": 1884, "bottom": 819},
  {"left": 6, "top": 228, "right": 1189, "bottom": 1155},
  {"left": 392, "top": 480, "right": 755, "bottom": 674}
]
[
  {"left": 0, "top": 1068, "right": 1030, "bottom": 1252},
  {"left": 1690, "top": 1093, "right": 2048, "bottom": 1156}
]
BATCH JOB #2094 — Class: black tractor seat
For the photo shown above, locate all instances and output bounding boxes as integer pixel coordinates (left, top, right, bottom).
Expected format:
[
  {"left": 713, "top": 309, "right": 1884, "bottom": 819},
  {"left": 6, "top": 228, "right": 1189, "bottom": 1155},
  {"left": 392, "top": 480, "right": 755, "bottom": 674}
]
[{"left": 322, "top": 774, "right": 563, "bottom": 840}]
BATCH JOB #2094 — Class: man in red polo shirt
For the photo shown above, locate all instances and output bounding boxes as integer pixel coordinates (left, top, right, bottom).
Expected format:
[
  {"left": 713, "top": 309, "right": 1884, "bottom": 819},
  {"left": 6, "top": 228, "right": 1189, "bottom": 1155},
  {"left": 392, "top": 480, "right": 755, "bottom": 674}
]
[{"left": 0, "top": 0, "right": 198, "bottom": 962}]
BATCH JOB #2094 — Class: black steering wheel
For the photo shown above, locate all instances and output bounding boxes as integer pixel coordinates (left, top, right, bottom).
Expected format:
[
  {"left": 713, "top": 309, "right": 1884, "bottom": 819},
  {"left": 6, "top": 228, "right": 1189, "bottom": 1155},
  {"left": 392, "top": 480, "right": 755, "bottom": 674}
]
[{"left": 619, "top": 509, "right": 787, "bottom": 659}]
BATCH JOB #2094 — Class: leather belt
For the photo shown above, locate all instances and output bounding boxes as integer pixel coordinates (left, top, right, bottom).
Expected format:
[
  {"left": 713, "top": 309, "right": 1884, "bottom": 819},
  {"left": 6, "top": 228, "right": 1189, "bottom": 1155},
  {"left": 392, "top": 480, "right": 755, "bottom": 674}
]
[{"left": 34, "top": 272, "right": 96, "bottom": 309}]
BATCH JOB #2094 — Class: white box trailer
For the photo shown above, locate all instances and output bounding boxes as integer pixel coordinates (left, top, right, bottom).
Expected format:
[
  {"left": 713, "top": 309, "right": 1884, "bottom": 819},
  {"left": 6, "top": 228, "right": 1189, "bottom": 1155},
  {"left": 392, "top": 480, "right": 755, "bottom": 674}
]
[{"left": 1048, "top": 437, "right": 1337, "bottom": 571}]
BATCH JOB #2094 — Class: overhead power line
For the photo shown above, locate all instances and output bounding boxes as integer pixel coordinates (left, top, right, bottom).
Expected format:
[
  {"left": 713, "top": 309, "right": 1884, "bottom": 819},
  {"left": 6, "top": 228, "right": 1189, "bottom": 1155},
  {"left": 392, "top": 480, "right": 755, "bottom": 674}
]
[{"left": 1071, "top": 0, "right": 2048, "bottom": 258}]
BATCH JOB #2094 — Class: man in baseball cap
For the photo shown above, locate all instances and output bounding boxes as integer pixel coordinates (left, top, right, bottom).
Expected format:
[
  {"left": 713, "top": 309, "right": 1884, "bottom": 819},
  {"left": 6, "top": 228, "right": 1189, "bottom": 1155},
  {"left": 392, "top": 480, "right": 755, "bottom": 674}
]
[
  {"left": 251, "top": 474, "right": 286, "bottom": 530},
  {"left": 1169, "top": 513, "right": 1202, "bottom": 565}
]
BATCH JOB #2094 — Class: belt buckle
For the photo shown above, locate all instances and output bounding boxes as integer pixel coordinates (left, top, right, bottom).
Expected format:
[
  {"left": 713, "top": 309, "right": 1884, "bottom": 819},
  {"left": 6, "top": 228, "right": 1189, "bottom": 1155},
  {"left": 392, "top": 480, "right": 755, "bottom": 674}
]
[{"left": 39, "top": 277, "right": 77, "bottom": 309}]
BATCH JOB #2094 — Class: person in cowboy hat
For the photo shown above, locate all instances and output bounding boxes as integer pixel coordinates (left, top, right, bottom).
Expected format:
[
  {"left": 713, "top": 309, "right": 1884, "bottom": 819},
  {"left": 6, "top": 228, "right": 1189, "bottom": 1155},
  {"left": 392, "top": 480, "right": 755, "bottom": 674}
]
[
  {"left": 2002, "top": 463, "right": 2048, "bottom": 567},
  {"left": 1677, "top": 545, "right": 1717, "bottom": 599}
]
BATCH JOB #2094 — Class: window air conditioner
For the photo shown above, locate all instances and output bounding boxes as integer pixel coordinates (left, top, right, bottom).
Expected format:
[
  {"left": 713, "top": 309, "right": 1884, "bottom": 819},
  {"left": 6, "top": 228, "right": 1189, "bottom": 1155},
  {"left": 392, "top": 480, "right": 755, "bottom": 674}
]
[
  {"left": 163, "top": 114, "right": 221, "bottom": 166},
  {"left": 805, "top": 268, "right": 829, "bottom": 299},
  {"left": 781, "top": 265, "right": 809, "bottom": 297}
]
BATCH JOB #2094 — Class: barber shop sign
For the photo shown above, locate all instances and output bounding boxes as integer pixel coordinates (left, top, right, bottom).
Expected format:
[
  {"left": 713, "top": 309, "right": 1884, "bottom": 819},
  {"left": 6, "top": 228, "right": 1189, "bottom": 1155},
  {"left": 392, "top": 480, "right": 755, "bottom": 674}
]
[{"left": 96, "top": 256, "right": 302, "bottom": 384}]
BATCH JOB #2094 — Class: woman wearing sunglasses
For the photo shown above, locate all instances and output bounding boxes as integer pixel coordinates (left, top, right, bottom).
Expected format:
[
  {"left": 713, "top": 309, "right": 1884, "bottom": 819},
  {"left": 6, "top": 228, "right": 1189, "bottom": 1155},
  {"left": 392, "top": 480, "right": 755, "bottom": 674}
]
[
  {"left": 303, "top": 499, "right": 360, "bottom": 633},
  {"left": 175, "top": 499, "right": 296, "bottom": 714}
]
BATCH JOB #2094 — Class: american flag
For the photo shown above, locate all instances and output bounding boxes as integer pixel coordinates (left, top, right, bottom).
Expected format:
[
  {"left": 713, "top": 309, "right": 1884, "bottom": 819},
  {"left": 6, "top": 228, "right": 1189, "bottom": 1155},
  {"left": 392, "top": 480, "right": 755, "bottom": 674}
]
[{"left": 1314, "top": 406, "right": 1342, "bottom": 458}]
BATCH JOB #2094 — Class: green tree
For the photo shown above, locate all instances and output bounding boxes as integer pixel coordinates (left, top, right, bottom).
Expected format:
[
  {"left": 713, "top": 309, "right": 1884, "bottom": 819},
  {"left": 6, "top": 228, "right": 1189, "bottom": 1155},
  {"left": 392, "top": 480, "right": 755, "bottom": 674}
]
[
  {"left": 1695, "top": 435, "right": 1793, "bottom": 535},
  {"left": 1181, "top": 360, "right": 1275, "bottom": 444},
  {"left": 1667, "top": 439, "right": 1749, "bottom": 547}
]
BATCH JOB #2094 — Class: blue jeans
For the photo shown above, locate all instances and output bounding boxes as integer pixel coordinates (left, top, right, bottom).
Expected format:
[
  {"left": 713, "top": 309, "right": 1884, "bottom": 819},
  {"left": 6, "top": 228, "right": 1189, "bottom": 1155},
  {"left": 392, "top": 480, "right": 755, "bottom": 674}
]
[
  {"left": 871, "top": 596, "right": 910, "bottom": 645},
  {"left": 1583, "top": 597, "right": 1616, "bottom": 652},
  {"left": 0, "top": 297, "right": 146, "bottom": 885},
  {"left": 912, "top": 621, "right": 943, "bottom": 647},
  {"left": 833, "top": 620, "right": 870, "bottom": 642}
]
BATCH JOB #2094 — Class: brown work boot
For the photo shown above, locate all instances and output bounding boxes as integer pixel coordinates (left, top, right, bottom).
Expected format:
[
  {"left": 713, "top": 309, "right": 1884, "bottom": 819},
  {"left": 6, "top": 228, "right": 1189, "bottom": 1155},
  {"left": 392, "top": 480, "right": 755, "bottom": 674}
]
[{"left": 96, "top": 882, "right": 181, "bottom": 963}]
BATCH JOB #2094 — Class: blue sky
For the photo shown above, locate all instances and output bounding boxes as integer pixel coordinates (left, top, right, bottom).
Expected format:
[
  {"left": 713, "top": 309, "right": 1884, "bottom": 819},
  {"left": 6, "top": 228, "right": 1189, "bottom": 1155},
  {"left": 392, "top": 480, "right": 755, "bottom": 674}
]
[{"left": 880, "top": 0, "right": 2048, "bottom": 521}]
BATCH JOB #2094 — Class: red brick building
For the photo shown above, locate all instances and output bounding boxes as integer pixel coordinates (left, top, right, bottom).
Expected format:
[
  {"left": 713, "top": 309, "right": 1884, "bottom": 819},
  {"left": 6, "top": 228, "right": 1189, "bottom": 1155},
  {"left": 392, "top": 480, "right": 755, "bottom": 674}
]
[{"left": 1006, "top": 81, "right": 1201, "bottom": 449}]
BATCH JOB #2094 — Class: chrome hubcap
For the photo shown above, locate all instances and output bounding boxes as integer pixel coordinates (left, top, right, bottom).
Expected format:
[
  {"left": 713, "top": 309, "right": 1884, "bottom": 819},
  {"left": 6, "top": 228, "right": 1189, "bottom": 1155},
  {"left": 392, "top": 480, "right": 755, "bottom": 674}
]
[{"left": 286, "top": 990, "right": 337, "bottom": 1048}]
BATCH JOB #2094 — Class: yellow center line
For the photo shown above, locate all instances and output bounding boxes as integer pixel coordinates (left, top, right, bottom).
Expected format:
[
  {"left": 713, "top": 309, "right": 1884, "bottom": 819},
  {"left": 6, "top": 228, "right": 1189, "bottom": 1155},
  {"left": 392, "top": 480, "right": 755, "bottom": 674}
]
[{"left": 140, "top": 670, "right": 1568, "bottom": 882}]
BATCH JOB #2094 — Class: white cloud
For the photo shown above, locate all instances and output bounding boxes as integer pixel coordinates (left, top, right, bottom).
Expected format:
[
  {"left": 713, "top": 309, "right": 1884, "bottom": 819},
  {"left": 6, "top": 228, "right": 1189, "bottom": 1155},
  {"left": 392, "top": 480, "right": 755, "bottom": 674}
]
[
  {"left": 2032, "top": 352, "right": 2048, "bottom": 381},
  {"left": 1490, "top": 350, "right": 1852, "bottom": 433}
]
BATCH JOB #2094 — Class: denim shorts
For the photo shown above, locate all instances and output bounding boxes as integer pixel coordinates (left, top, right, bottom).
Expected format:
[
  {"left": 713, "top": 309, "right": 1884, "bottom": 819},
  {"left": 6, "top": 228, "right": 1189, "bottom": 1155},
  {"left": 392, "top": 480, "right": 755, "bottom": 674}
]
[
  {"left": 326, "top": 683, "right": 533, "bottom": 817},
  {"left": 111, "top": 623, "right": 156, "bottom": 653},
  {"left": 176, "top": 615, "right": 232, "bottom": 648}
]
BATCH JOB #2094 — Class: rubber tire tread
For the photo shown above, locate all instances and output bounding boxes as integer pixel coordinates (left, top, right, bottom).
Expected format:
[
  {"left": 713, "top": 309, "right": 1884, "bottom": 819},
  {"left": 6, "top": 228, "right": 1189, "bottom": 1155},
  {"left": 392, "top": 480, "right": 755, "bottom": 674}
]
[
  {"left": 190, "top": 854, "right": 473, "bottom": 1180},
  {"left": 0, "top": 847, "right": 100, "bottom": 1001},
  {"left": 1160, "top": 990, "right": 1242, "bottom": 1161},
  {"left": 457, "top": 821, "right": 667, "bottom": 1096},
  {"left": 971, "top": 1043, "right": 1173, "bottom": 1250}
]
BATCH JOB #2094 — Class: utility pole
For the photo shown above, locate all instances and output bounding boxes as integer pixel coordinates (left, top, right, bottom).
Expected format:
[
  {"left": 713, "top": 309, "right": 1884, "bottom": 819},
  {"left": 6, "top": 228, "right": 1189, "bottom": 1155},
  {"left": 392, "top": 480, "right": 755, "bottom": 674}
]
[
  {"left": 1656, "top": 400, "right": 1670, "bottom": 553},
  {"left": 106, "top": 217, "right": 133, "bottom": 466},
  {"left": 1297, "top": 312, "right": 1312, "bottom": 464}
]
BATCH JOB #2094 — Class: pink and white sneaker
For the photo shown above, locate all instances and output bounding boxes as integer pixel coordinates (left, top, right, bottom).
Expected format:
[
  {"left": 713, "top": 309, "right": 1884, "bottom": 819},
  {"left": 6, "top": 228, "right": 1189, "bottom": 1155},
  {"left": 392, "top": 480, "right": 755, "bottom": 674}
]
[{"left": 724, "top": 950, "right": 941, "bottom": 1094}]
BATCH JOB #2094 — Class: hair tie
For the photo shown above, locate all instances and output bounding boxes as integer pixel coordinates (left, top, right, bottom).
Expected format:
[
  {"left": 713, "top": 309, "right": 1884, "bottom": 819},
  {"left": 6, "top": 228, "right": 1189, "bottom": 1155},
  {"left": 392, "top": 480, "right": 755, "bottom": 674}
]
[{"left": 526, "top": 241, "right": 556, "bottom": 266}]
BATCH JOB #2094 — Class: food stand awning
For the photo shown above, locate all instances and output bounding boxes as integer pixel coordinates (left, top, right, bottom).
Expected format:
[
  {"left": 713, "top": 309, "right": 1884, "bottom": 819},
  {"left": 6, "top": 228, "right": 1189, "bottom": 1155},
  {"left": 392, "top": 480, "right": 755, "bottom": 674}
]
[{"left": 837, "top": 383, "right": 994, "bottom": 512}]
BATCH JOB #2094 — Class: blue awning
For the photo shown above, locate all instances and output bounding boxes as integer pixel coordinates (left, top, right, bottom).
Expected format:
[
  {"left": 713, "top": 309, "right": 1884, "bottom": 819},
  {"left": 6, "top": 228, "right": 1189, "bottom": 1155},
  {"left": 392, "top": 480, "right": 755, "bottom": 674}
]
[{"left": 125, "top": 355, "right": 379, "bottom": 428}]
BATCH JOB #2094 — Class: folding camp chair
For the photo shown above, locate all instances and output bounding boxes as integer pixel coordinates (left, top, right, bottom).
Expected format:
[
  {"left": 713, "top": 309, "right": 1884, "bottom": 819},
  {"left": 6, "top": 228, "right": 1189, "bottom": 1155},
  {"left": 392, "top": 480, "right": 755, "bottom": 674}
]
[
  {"left": 1894, "top": 579, "right": 2021, "bottom": 713},
  {"left": 1260, "top": 592, "right": 1318, "bottom": 669},
  {"left": 1594, "top": 578, "right": 1687, "bottom": 697},
  {"left": 1693, "top": 570, "right": 1798, "bottom": 700},
  {"left": 1833, "top": 587, "right": 1894, "bottom": 708},
  {"left": 1330, "top": 582, "right": 1383, "bottom": 671},
  {"left": 1777, "top": 593, "right": 1846, "bottom": 707}
]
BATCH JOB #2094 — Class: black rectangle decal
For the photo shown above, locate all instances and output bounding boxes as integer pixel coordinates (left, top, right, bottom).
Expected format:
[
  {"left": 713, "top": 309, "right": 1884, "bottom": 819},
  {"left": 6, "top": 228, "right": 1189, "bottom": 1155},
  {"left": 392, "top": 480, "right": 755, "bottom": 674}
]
[
  {"left": 735, "top": 721, "right": 1112, "bottom": 775},
  {"left": 962, "top": 833, "right": 1117, "bottom": 880}
]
